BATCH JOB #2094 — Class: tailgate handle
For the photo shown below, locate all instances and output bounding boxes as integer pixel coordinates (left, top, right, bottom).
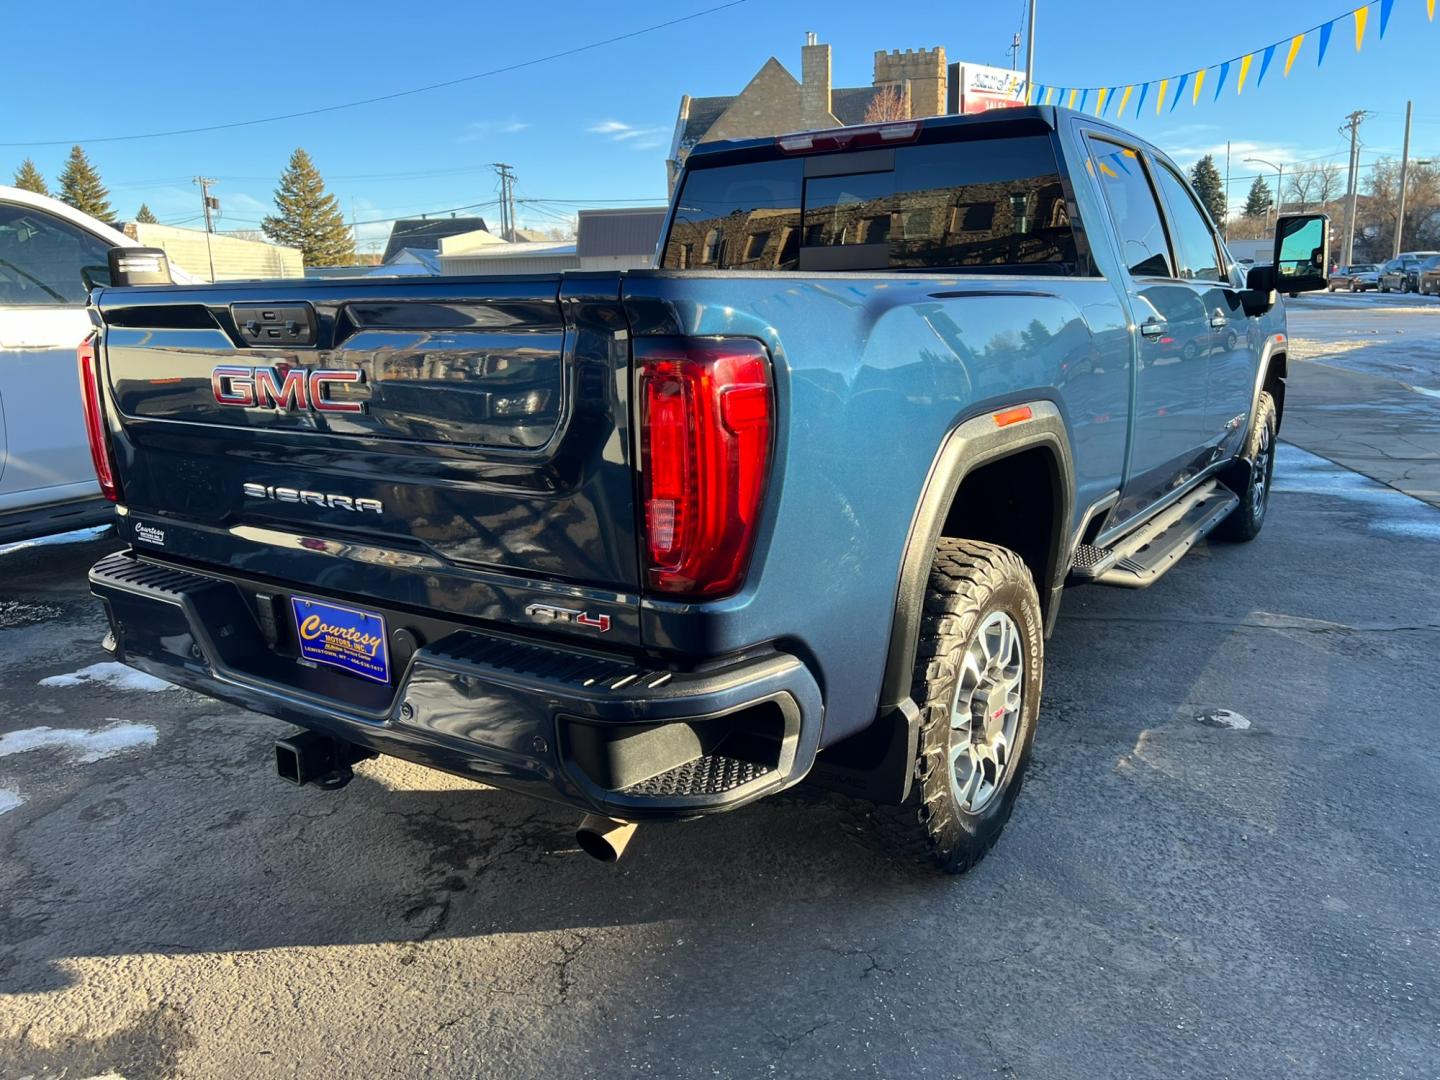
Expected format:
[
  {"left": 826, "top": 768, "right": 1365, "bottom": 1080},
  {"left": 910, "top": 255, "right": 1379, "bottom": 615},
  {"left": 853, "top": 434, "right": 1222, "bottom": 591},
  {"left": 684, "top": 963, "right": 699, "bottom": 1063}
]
[{"left": 231, "top": 302, "right": 318, "bottom": 347}]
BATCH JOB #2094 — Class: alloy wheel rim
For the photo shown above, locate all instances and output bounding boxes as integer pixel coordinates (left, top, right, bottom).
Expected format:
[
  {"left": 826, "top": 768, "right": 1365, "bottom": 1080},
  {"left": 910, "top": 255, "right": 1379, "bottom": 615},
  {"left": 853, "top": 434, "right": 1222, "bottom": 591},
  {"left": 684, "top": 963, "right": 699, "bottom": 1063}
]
[{"left": 948, "top": 611, "right": 1024, "bottom": 815}]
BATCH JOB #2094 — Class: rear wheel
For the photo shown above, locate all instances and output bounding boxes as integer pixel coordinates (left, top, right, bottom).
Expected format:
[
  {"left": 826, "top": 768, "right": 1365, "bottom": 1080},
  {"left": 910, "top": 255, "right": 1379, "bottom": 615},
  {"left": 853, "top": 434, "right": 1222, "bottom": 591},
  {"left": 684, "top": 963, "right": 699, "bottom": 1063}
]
[
  {"left": 867, "top": 539, "right": 1042, "bottom": 874},
  {"left": 1217, "top": 391, "right": 1277, "bottom": 542}
]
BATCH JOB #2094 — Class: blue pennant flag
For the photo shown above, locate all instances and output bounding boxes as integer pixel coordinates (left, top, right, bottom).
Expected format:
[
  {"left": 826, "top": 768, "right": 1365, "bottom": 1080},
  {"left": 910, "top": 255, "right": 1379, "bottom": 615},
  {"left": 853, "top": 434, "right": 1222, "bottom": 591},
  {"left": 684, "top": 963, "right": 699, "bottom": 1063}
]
[
  {"left": 1380, "top": 0, "right": 1396, "bottom": 36},
  {"left": 1256, "top": 43, "right": 1277, "bottom": 86},
  {"left": 1135, "top": 82, "right": 1150, "bottom": 115},
  {"left": 1318, "top": 19, "right": 1334, "bottom": 65},
  {"left": 1213, "top": 60, "right": 1231, "bottom": 99},
  {"left": 1079, "top": 88, "right": 1089, "bottom": 112},
  {"left": 1170, "top": 71, "right": 1190, "bottom": 111}
]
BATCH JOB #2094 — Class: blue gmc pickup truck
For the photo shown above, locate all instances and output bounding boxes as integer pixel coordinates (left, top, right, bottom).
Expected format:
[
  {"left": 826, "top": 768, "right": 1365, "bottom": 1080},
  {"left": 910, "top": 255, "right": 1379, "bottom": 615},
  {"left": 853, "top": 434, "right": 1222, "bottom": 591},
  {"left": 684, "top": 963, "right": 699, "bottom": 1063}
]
[{"left": 81, "top": 107, "right": 1329, "bottom": 872}]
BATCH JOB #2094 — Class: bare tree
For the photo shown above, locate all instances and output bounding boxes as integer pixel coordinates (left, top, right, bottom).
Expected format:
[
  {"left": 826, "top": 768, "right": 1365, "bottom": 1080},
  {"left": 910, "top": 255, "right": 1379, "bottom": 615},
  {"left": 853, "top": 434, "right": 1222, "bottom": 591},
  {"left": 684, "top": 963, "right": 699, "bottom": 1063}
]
[
  {"left": 1358, "top": 157, "right": 1440, "bottom": 258},
  {"left": 863, "top": 85, "right": 910, "bottom": 124},
  {"left": 1314, "top": 162, "right": 1343, "bottom": 205},
  {"left": 1286, "top": 166, "right": 1318, "bottom": 211}
]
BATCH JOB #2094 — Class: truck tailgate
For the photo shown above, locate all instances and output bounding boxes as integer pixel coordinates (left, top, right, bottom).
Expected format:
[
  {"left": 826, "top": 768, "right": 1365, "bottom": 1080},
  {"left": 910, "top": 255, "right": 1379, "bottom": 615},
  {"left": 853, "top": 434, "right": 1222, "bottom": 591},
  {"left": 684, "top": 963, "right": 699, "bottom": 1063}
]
[{"left": 92, "top": 274, "right": 640, "bottom": 644}]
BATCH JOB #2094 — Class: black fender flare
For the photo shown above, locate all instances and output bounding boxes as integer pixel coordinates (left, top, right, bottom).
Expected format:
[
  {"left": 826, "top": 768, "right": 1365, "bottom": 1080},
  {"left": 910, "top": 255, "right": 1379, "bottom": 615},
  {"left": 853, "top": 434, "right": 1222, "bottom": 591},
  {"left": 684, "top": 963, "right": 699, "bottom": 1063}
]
[{"left": 876, "top": 399, "right": 1074, "bottom": 712}]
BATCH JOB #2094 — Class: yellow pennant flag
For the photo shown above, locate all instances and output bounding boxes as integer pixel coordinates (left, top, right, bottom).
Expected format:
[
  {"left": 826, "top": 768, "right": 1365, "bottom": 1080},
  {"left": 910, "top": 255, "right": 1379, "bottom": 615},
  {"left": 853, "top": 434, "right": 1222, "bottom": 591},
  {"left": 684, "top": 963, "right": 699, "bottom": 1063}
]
[
  {"left": 1044, "top": 86, "right": 1056, "bottom": 105},
  {"left": 1095, "top": 86, "right": 1109, "bottom": 115},
  {"left": 1354, "top": 6, "right": 1369, "bottom": 48},
  {"left": 1116, "top": 84, "right": 1134, "bottom": 118},
  {"left": 1284, "top": 32, "right": 1305, "bottom": 76},
  {"left": 1429, "top": 0, "right": 1435, "bottom": 20},
  {"left": 1237, "top": 52, "right": 1253, "bottom": 93},
  {"left": 1067, "top": 87, "right": 1078, "bottom": 108},
  {"left": 1192, "top": 68, "right": 1206, "bottom": 104},
  {"left": 1156, "top": 77, "right": 1168, "bottom": 115}
]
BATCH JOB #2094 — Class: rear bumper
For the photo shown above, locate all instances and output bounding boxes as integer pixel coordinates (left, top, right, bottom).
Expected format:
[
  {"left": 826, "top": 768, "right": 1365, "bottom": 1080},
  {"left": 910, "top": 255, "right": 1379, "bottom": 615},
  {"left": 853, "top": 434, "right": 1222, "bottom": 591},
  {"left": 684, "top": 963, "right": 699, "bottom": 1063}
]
[{"left": 89, "top": 551, "right": 823, "bottom": 819}]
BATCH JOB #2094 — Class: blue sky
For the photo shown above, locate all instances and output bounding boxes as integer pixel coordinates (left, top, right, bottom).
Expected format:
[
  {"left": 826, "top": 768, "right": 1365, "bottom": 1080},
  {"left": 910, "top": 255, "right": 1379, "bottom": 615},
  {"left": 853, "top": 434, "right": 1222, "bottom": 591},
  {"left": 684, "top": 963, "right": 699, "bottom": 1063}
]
[{"left": 4, "top": 0, "right": 1437, "bottom": 252}]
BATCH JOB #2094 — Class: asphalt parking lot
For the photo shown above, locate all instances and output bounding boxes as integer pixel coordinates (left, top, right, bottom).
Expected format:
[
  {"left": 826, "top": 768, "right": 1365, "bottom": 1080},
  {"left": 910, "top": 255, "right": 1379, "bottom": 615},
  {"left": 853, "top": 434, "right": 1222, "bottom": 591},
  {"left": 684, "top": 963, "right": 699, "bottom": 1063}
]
[{"left": 2, "top": 299, "right": 1438, "bottom": 1079}]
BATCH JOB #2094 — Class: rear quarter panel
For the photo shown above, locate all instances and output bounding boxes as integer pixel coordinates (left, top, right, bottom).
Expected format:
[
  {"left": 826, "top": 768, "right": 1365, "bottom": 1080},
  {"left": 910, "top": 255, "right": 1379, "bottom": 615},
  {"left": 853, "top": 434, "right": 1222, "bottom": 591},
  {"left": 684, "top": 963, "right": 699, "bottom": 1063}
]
[{"left": 624, "top": 270, "right": 1132, "bottom": 744}]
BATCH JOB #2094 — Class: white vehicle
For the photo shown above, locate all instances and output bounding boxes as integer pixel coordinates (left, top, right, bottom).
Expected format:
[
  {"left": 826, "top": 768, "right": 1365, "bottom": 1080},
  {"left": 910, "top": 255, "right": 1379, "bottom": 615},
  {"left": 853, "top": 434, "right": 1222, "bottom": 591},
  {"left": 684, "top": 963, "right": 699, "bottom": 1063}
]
[{"left": 0, "top": 186, "right": 155, "bottom": 542}]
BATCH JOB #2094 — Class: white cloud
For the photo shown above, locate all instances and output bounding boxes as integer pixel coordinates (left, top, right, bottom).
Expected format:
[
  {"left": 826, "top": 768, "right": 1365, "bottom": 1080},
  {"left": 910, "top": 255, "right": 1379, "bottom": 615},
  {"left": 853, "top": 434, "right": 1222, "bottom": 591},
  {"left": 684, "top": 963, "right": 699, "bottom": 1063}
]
[
  {"left": 457, "top": 118, "right": 529, "bottom": 143},
  {"left": 589, "top": 119, "right": 668, "bottom": 150}
]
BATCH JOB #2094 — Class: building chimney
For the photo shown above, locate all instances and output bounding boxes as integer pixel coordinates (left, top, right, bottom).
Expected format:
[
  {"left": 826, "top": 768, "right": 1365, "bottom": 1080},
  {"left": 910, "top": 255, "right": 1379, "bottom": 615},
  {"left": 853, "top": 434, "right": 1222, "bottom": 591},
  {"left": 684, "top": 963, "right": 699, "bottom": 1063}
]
[{"left": 801, "top": 33, "right": 832, "bottom": 128}]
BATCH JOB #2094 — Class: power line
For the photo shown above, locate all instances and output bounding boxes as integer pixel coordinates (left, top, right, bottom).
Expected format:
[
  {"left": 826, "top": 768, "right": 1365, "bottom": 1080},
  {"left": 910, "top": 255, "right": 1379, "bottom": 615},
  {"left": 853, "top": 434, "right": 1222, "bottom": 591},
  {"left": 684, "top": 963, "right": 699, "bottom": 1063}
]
[{"left": 0, "top": 1, "right": 747, "bottom": 147}]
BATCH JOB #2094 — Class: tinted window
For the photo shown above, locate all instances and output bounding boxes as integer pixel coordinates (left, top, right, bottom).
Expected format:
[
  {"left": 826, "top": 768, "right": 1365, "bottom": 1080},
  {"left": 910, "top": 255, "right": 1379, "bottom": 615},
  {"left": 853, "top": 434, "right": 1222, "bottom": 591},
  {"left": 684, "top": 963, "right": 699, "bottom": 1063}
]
[
  {"left": 661, "top": 135, "right": 1079, "bottom": 272},
  {"left": 1085, "top": 137, "right": 1172, "bottom": 279},
  {"left": 0, "top": 203, "right": 112, "bottom": 305},
  {"left": 662, "top": 158, "right": 802, "bottom": 270},
  {"left": 1152, "top": 163, "right": 1224, "bottom": 283}
]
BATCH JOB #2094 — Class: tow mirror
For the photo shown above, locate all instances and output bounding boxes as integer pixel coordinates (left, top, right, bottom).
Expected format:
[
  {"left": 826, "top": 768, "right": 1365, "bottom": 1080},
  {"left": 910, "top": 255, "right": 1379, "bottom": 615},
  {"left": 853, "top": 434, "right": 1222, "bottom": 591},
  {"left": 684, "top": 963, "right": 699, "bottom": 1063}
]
[
  {"left": 1272, "top": 213, "right": 1330, "bottom": 294},
  {"left": 1239, "top": 264, "right": 1276, "bottom": 317},
  {"left": 107, "top": 247, "right": 174, "bottom": 287}
]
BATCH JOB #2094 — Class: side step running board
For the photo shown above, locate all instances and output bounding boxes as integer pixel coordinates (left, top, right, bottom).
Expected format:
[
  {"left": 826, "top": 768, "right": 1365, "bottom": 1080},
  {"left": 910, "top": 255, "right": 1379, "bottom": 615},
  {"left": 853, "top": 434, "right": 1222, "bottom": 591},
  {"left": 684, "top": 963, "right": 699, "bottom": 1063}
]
[{"left": 1069, "top": 479, "right": 1239, "bottom": 589}]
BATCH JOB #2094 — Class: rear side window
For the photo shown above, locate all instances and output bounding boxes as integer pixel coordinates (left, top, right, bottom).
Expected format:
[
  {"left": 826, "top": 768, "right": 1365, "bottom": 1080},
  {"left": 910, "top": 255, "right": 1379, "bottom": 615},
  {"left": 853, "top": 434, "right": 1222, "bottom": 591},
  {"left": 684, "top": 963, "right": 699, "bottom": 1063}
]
[
  {"left": 0, "top": 202, "right": 112, "bottom": 305},
  {"left": 1152, "top": 164, "right": 1225, "bottom": 283},
  {"left": 661, "top": 135, "right": 1079, "bottom": 273},
  {"left": 1085, "top": 137, "right": 1172, "bottom": 279}
]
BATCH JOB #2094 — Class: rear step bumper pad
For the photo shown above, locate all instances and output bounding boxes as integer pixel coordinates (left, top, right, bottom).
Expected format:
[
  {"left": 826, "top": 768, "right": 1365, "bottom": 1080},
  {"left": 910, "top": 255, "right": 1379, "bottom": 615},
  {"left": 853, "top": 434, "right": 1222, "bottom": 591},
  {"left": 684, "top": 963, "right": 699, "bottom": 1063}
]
[{"left": 89, "top": 551, "right": 823, "bottom": 819}]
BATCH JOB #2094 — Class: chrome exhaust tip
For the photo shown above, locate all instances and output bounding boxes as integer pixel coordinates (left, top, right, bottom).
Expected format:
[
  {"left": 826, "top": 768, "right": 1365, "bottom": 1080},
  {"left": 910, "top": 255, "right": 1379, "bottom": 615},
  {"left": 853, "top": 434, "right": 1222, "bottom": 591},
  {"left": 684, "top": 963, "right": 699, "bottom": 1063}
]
[{"left": 575, "top": 814, "right": 638, "bottom": 862}]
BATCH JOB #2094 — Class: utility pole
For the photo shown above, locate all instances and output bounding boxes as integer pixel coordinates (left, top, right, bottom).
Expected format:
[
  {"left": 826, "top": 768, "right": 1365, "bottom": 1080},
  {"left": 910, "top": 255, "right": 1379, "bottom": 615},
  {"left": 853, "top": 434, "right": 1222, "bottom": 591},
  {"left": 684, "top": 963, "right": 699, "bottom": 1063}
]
[
  {"left": 1339, "top": 109, "right": 1368, "bottom": 267},
  {"left": 1393, "top": 99, "right": 1413, "bottom": 259},
  {"left": 1023, "top": 0, "right": 1036, "bottom": 89},
  {"left": 491, "top": 162, "right": 517, "bottom": 241},
  {"left": 194, "top": 176, "right": 218, "bottom": 283}
]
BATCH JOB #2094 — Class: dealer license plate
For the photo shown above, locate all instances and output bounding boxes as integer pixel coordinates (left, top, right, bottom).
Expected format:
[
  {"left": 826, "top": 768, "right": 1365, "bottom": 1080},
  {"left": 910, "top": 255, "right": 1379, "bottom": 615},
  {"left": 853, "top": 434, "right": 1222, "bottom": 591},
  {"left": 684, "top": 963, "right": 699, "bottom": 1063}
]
[{"left": 290, "top": 596, "right": 390, "bottom": 683}]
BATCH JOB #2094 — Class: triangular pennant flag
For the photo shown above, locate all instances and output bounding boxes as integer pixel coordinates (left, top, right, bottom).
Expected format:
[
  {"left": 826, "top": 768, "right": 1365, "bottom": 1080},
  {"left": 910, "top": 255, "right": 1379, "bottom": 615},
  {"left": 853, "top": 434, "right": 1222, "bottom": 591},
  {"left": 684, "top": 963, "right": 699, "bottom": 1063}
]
[
  {"left": 1067, "top": 87, "right": 1078, "bottom": 108},
  {"left": 1096, "top": 86, "right": 1110, "bottom": 116},
  {"left": 1283, "top": 33, "right": 1305, "bottom": 77},
  {"left": 1078, "top": 89, "right": 1090, "bottom": 112},
  {"left": 1117, "top": 84, "right": 1135, "bottom": 118},
  {"left": 1257, "top": 43, "right": 1277, "bottom": 85},
  {"left": 1355, "top": 6, "right": 1369, "bottom": 48},
  {"left": 1428, "top": 0, "right": 1434, "bottom": 22},
  {"left": 1044, "top": 86, "right": 1056, "bottom": 105},
  {"left": 1170, "top": 72, "right": 1189, "bottom": 111},
  {"left": 1193, "top": 67, "right": 1207, "bottom": 104},
  {"left": 1380, "top": 0, "right": 1395, "bottom": 36},
  {"left": 1155, "top": 78, "right": 1168, "bottom": 115},
  {"left": 1318, "top": 19, "right": 1333, "bottom": 65},
  {"left": 1238, "top": 53, "right": 1254, "bottom": 93},
  {"left": 1214, "top": 61, "right": 1230, "bottom": 99},
  {"left": 1135, "top": 82, "right": 1149, "bottom": 115}
]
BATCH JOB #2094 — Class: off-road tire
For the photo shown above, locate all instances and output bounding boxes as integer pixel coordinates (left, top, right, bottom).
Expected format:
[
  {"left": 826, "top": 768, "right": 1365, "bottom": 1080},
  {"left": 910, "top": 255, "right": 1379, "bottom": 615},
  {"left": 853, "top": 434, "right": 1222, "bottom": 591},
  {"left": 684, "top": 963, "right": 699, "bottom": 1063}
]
[
  {"left": 866, "top": 539, "right": 1043, "bottom": 874},
  {"left": 1216, "top": 390, "right": 1277, "bottom": 542}
]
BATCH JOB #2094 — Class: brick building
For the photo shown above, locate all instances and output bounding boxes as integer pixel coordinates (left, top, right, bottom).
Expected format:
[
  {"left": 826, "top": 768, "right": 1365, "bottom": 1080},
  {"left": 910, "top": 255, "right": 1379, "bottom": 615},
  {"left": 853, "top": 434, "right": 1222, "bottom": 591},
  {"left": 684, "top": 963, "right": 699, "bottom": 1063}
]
[{"left": 666, "top": 35, "right": 947, "bottom": 190}]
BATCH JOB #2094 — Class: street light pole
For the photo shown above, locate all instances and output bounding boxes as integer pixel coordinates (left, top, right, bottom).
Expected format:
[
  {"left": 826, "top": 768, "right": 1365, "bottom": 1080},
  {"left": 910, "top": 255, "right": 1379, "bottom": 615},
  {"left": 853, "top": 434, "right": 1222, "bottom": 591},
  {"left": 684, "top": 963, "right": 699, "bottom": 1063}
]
[
  {"left": 1245, "top": 157, "right": 1284, "bottom": 232},
  {"left": 1024, "top": 0, "right": 1036, "bottom": 91}
]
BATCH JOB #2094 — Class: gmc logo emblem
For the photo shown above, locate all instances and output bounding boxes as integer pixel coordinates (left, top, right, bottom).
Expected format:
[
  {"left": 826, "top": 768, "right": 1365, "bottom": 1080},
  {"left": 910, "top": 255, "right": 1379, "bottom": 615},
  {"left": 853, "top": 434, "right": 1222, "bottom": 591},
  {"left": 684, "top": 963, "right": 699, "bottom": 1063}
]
[{"left": 212, "top": 365, "right": 365, "bottom": 414}]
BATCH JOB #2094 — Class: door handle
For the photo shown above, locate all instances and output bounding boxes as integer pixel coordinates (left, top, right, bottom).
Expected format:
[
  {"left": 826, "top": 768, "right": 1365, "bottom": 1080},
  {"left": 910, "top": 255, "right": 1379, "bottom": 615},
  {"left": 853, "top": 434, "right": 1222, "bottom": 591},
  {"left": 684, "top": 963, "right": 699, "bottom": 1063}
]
[
  {"left": 1139, "top": 319, "right": 1165, "bottom": 338},
  {"left": 1209, "top": 313, "right": 1228, "bottom": 329}
]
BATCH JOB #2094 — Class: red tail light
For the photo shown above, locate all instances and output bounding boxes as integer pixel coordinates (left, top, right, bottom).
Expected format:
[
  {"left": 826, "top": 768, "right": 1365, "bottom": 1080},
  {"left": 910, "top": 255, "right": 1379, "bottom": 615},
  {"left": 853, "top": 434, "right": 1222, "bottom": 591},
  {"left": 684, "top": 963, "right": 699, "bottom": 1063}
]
[
  {"left": 76, "top": 335, "right": 119, "bottom": 502},
  {"left": 637, "top": 338, "right": 773, "bottom": 598}
]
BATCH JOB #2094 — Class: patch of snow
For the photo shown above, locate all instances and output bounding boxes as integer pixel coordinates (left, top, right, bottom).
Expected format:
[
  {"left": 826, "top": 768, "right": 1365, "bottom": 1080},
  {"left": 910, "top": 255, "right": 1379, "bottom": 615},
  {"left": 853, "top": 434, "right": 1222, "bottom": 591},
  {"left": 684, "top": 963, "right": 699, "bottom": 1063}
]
[
  {"left": 0, "top": 524, "right": 111, "bottom": 557},
  {"left": 0, "top": 722, "right": 158, "bottom": 763},
  {"left": 40, "top": 662, "right": 175, "bottom": 692},
  {"left": 1195, "top": 708, "right": 1251, "bottom": 730},
  {"left": 0, "top": 788, "right": 23, "bottom": 815},
  {"left": 1273, "top": 445, "right": 1440, "bottom": 542}
]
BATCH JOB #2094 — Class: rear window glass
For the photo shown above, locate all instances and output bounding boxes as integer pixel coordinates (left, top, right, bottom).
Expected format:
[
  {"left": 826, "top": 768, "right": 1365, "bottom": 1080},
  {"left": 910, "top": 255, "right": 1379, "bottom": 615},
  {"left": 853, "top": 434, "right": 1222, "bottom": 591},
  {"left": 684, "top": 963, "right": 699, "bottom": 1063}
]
[{"left": 661, "top": 135, "right": 1078, "bottom": 273}]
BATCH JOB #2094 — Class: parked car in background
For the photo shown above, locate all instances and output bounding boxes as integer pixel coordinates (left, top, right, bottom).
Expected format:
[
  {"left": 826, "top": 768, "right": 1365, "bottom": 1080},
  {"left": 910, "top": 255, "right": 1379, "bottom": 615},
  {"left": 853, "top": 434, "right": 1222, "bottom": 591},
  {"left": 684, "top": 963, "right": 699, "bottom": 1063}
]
[
  {"left": 1417, "top": 254, "right": 1440, "bottom": 296},
  {"left": 0, "top": 186, "right": 163, "bottom": 543},
  {"left": 1378, "top": 252, "right": 1440, "bottom": 293},
  {"left": 1328, "top": 263, "right": 1378, "bottom": 291}
]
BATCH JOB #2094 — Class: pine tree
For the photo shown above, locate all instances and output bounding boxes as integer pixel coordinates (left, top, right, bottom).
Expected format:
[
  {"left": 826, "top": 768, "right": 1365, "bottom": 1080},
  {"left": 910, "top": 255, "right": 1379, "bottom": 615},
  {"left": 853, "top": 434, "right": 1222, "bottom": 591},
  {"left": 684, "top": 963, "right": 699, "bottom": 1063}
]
[
  {"left": 1188, "top": 154, "right": 1226, "bottom": 225},
  {"left": 261, "top": 149, "right": 355, "bottom": 267},
  {"left": 13, "top": 158, "right": 49, "bottom": 196},
  {"left": 1242, "top": 176, "right": 1273, "bottom": 219},
  {"left": 58, "top": 145, "right": 112, "bottom": 220},
  {"left": 135, "top": 203, "right": 158, "bottom": 224}
]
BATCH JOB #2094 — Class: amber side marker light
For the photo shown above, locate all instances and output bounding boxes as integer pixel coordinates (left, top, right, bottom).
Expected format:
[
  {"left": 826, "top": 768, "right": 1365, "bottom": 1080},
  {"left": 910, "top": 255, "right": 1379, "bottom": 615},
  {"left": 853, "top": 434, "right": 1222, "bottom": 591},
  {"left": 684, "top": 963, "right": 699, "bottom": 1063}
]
[{"left": 992, "top": 405, "right": 1033, "bottom": 428}]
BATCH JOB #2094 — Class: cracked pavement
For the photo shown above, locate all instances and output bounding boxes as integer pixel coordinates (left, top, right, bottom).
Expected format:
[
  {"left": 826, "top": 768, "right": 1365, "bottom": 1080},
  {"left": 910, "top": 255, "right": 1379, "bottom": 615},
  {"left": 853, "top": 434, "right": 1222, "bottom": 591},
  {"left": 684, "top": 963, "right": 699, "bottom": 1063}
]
[{"left": 1, "top": 301, "right": 1438, "bottom": 1079}]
